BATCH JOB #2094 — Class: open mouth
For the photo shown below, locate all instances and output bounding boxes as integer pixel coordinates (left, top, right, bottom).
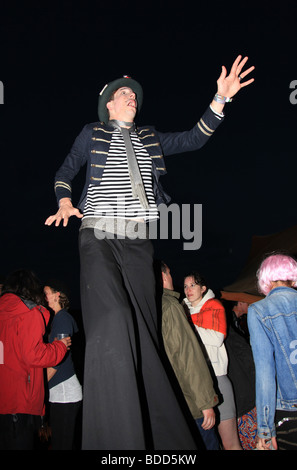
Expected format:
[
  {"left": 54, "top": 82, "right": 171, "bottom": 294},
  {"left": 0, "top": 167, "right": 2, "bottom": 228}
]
[{"left": 127, "top": 99, "right": 137, "bottom": 108}]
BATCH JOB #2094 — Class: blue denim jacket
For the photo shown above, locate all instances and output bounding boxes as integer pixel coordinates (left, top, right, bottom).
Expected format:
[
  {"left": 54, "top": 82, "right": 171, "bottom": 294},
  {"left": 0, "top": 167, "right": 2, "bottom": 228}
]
[{"left": 248, "top": 286, "right": 297, "bottom": 439}]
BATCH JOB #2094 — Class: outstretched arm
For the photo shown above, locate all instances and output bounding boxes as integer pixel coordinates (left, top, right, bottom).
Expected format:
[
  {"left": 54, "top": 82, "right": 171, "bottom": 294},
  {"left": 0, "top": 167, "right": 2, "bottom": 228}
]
[
  {"left": 45, "top": 124, "right": 90, "bottom": 227},
  {"left": 211, "top": 54, "right": 255, "bottom": 114}
]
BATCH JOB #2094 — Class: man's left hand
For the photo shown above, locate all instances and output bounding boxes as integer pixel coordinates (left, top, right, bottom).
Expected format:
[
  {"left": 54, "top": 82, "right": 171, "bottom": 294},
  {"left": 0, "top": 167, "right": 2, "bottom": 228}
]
[{"left": 217, "top": 54, "right": 255, "bottom": 98}]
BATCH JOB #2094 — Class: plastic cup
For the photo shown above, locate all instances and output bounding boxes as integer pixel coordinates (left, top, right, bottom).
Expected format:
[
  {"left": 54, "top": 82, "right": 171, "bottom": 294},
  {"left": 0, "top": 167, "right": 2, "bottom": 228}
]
[{"left": 56, "top": 333, "right": 70, "bottom": 340}]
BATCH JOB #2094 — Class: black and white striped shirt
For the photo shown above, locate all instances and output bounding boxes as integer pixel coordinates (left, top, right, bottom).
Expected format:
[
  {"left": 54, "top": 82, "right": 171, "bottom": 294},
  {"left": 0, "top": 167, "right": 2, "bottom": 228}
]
[{"left": 83, "top": 128, "right": 159, "bottom": 221}]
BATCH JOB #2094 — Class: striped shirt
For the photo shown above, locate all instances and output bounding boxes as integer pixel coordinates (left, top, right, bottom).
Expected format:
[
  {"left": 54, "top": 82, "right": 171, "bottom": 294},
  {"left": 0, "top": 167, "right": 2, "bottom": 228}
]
[{"left": 83, "top": 128, "right": 159, "bottom": 221}]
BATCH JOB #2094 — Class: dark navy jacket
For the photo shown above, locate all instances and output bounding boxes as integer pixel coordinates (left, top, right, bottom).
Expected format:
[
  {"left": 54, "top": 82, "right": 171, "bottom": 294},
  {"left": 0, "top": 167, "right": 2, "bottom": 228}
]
[{"left": 54, "top": 106, "right": 224, "bottom": 211}]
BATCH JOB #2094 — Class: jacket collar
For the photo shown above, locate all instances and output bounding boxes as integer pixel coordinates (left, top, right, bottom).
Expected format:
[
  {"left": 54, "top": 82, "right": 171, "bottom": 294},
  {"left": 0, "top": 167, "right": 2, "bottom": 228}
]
[
  {"left": 267, "top": 285, "right": 297, "bottom": 297},
  {"left": 163, "top": 288, "right": 180, "bottom": 300}
]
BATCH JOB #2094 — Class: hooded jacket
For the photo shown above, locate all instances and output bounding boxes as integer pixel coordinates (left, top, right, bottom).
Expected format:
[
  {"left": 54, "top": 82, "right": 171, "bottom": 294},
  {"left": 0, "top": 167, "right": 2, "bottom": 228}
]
[
  {"left": 0, "top": 293, "right": 67, "bottom": 416},
  {"left": 183, "top": 290, "right": 228, "bottom": 376}
]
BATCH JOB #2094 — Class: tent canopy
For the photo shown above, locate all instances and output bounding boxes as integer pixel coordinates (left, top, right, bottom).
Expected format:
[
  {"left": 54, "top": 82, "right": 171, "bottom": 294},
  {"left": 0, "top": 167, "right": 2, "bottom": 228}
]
[{"left": 221, "top": 224, "right": 297, "bottom": 304}]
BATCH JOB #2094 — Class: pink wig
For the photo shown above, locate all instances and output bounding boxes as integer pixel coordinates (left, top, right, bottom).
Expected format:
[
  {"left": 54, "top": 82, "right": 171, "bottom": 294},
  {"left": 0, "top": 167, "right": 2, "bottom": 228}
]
[{"left": 257, "top": 254, "right": 297, "bottom": 295}]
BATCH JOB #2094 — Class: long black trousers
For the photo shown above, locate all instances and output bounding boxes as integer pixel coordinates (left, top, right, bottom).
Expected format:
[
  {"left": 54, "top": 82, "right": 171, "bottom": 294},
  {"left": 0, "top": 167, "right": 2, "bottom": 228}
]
[
  {"left": 50, "top": 401, "right": 82, "bottom": 450},
  {"left": 79, "top": 229, "right": 198, "bottom": 450}
]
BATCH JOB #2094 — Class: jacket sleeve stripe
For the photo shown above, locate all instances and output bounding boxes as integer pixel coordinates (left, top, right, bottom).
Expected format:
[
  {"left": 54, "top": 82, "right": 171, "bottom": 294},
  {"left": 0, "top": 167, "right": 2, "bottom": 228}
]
[
  {"left": 197, "top": 121, "right": 213, "bottom": 137},
  {"left": 200, "top": 118, "right": 215, "bottom": 133},
  {"left": 54, "top": 181, "right": 72, "bottom": 192}
]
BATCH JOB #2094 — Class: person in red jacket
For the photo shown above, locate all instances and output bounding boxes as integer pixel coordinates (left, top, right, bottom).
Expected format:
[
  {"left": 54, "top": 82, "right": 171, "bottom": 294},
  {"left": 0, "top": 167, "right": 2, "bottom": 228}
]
[{"left": 0, "top": 269, "right": 71, "bottom": 450}]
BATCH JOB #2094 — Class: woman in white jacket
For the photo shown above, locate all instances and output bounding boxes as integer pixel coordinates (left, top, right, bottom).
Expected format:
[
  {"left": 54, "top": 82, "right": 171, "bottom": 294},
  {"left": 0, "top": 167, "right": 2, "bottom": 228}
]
[{"left": 183, "top": 271, "right": 242, "bottom": 450}]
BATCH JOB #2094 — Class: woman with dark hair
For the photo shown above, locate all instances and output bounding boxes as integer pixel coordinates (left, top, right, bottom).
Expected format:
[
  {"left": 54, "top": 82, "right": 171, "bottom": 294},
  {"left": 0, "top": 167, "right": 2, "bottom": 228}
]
[
  {"left": 44, "top": 282, "right": 82, "bottom": 450},
  {"left": 248, "top": 253, "right": 297, "bottom": 450},
  {"left": 183, "top": 271, "right": 242, "bottom": 450},
  {"left": 2, "top": 268, "right": 44, "bottom": 304},
  {"left": 0, "top": 269, "right": 70, "bottom": 450}
]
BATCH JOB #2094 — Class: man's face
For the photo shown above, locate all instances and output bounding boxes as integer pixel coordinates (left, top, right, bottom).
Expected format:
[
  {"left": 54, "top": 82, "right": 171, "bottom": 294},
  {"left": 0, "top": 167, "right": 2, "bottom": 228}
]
[
  {"left": 106, "top": 86, "right": 137, "bottom": 122},
  {"left": 237, "top": 301, "right": 249, "bottom": 316}
]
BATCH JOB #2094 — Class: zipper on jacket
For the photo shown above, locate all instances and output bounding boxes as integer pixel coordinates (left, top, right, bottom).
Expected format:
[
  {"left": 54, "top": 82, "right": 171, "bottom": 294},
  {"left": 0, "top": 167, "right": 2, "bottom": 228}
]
[{"left": 28, "top": 373, "right": 30, "bottom": 383}]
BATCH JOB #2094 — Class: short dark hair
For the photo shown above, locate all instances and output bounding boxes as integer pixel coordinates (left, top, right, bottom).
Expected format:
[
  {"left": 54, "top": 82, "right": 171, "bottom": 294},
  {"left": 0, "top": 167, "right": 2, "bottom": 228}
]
[
  {"left": 2, "top": 269, "right": 44, "bottom": 305},
  {"left": 160, "top": 260, "right": 168, "bottom": 274},
  {"left": 50, "top": 286, "right": 70, "bottom": 310}
]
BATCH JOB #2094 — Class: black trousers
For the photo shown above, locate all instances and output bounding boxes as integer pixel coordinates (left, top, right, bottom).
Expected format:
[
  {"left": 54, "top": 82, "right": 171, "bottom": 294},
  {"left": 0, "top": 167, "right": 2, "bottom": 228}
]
[
  {"left": 0, "top": 414, "right": 40, "bottom": 450},
  {"left": 50, "top": 401, "right": 82, "bottom": 450},
  {"left": 79, "top": 229, "right": 198, "bottom": 450}
]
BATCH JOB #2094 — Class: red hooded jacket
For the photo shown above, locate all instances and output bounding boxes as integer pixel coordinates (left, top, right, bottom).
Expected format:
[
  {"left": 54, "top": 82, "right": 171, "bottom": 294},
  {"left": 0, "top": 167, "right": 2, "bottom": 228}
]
[{"left": 0, "top": 293, "right": 67, "bottom": 415}]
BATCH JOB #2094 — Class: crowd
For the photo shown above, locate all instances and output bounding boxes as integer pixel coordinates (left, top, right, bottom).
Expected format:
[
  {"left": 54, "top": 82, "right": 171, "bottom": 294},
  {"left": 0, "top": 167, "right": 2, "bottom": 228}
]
[
  {"left": 2, "top": 58, "right": 297, "bottom": 451},
  {"left": 1, "top": 252, "right": 297, "bottom": 450},
  {"left": 0, "top": 270, "right": 82, "bottom": 450},
  {"left": 42, "top": 57, "right": 256, "bottom": 451}
]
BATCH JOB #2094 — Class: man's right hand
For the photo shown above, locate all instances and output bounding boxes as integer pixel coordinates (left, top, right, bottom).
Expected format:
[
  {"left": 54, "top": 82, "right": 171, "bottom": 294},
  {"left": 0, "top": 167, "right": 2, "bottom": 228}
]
[
  {"left": 59, "top": 336, "right": 72, "bottom": 350},
  {"left": 45, "top": 198, "right": 83, "bottom": 227}
]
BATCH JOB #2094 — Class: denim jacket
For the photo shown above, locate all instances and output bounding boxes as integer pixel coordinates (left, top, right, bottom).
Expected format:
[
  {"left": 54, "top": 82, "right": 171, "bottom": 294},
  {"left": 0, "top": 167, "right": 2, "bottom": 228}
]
[{"left": 248, "top": 286, "right": 297, "bottom": 439}]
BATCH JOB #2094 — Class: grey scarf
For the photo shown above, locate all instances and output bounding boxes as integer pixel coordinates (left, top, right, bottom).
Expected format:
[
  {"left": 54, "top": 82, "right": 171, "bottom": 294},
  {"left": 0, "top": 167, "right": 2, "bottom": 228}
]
[{"left": 108, "top": 119, "right": 150, "bottom": 210}]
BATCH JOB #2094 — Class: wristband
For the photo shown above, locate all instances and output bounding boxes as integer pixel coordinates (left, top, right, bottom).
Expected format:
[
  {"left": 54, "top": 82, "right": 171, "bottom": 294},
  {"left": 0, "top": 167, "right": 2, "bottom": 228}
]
[{"left": 213, "top": 93, "right": 233, "bottom": 104}]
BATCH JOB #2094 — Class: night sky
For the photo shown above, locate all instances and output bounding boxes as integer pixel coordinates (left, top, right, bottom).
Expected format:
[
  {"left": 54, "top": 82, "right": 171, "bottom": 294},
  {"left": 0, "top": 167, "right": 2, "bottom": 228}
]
[{"left": 0, "top": 0, "right": 296, "bottom": 308}]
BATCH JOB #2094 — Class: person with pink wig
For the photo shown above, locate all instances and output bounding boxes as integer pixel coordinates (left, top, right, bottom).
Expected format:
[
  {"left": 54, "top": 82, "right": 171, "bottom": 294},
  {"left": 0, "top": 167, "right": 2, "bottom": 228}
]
[{"left": 248, "top": 253, "right": 297, "bottom": 450}]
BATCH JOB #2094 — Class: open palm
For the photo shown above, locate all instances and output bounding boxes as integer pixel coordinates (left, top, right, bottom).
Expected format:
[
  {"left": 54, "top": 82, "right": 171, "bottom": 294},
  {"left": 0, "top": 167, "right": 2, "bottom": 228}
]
[{"left": 217, "top": 55, "right": 255, "bottom": 98}]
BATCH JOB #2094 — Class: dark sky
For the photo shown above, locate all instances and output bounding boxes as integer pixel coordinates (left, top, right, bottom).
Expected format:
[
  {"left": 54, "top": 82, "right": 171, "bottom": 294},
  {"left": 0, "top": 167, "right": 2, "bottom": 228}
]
[{"left": 0, "top": 0, "right": 296, "bottom": 308}]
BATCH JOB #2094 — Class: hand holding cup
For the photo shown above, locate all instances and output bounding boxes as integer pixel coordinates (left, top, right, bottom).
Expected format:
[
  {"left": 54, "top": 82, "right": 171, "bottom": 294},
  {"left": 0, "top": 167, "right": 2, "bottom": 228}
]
[{"left": 56, "top": 333, "right": 71, "bottom": 350}]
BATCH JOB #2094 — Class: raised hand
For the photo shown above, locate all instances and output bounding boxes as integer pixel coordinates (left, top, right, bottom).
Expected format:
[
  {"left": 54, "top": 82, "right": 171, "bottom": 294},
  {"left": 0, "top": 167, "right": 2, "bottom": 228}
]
[{"left": 217, "top": 54, "right": 255, "bottom": 98}]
